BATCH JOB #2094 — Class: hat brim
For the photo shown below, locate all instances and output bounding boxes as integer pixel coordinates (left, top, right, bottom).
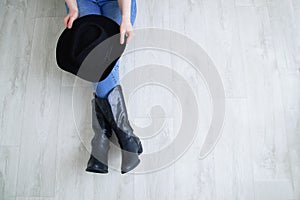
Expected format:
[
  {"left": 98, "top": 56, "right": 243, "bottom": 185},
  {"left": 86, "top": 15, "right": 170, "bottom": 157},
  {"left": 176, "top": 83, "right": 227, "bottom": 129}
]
[{"left": 56, "top": 14, "right": 126, "bottom": 82}]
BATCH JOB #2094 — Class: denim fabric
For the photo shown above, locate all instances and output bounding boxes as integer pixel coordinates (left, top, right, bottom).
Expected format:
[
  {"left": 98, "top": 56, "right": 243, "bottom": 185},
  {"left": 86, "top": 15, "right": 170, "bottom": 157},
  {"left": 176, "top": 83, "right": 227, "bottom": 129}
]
[{"left": 65, "top": 0, "right": 137, "bottom": 97}]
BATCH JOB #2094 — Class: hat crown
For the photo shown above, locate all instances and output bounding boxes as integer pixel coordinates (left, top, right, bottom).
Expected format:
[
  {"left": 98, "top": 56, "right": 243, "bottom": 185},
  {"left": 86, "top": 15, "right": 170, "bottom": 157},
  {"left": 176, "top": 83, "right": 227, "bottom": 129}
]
[
  {"left": 56, "top": 14, "right": 126, "bottom": 82},
  {"left": 70, "top": 22, "right": 108, "bottom": 66}
]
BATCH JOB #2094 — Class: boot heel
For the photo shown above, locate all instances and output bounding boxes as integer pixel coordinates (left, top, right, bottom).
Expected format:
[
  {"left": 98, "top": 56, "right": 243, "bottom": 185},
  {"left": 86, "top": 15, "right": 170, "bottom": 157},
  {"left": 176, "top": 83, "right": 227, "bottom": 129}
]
[
  {"left": 137, "top": 141, "right": 143, "bottom": 155},
  {"left": 121, "top": 151, "right": 140, "bottom": 174}
]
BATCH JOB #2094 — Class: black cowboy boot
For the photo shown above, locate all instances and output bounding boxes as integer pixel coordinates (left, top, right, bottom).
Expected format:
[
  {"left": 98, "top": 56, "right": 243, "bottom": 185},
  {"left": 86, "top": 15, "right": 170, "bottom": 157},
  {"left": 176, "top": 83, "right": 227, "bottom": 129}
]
[
  {"left": 95, "top": 85, "right": 143, "bottom": 174},
  {"left": 86, "top": 93, "right": 113, "bottom": 173}
]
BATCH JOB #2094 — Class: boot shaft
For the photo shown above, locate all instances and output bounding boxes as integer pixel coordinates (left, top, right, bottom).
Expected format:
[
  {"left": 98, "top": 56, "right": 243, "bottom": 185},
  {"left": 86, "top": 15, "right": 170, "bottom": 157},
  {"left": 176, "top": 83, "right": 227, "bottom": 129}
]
[{"left": 94, "top": 85, "right": 143, "bottom": 154}]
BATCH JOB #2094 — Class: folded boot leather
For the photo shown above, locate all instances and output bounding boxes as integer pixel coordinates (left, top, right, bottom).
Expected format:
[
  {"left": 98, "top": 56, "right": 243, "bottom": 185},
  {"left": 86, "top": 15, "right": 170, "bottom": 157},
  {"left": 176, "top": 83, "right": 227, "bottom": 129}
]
[
  {"left": 94, "top": 85, "right": 143, "bottom": 174},
  {"left": 86, "top": 94, "right": 113, "bottom": 173}
]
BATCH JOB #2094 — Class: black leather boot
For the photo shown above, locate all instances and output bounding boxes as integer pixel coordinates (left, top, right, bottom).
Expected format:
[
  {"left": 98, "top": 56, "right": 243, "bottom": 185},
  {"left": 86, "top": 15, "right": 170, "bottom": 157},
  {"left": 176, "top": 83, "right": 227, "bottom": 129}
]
[
  {"left": 94, "top": 85, "right": 143, "bottom": 174},
  {"left": 86, "top": 94, "right": 112, "bottom": 173}
]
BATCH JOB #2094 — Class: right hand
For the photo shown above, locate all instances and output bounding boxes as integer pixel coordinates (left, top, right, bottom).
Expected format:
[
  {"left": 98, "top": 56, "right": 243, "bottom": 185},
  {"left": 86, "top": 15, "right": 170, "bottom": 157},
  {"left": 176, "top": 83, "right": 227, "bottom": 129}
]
[{"left": 64, "top": 9, "right": 79, "bottom": 29}]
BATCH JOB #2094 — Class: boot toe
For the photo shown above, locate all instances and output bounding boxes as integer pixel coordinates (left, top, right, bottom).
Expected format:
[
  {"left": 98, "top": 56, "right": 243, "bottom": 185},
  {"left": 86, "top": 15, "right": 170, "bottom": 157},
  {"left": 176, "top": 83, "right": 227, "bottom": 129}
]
[
  {"left": 121, "top": 157, "right": 140, "bottom": 174},
  {"left": 86, "top": 156, "right": 108, "bottom": 174},
  {"left": 86, "top": 164, "right": 108, "bottom": 174}
]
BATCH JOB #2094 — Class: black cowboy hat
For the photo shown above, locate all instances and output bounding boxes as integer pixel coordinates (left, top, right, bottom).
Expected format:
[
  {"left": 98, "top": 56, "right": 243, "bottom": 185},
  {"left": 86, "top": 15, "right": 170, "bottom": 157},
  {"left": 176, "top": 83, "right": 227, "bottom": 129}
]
[{"left": 56, "top": 14, "right": 126, "bottom": 82}]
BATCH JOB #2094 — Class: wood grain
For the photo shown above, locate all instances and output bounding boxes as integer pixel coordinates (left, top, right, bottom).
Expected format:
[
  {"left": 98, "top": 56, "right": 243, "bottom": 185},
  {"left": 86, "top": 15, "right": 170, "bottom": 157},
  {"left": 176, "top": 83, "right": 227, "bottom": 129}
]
[{"left": 0, "top": 0, "right": 299, "bottom": 199}]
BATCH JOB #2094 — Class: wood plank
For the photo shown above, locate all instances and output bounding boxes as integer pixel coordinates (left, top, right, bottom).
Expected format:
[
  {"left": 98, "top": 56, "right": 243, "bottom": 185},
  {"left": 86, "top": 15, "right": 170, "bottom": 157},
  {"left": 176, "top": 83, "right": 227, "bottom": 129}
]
[
  {"left": 214, "top": 99, "right": 254, "bottom": 200},
  {"left": 174, "top": 127, "right": 216, "bottom": 200},
  {"left": 279, "top": 73, "right": 300, "bottom": 199},
  {"left": 237, "top": 5, "right": 295, "bottom": 199},
  {"left": 235, "top": 0, "right": 253, "bottom": 6},
  {"left": 202, "top": 0, "right": 247, "bottom": 98},
  {"left": 0, "top": 0, "right": 37, "bottom": 146},
  {"left": 254, "top": 0, "right": 268, "bottom": 7},
  {"left": 130, "top": 0, "right": 176, "bottom": 199},
  {"left": 0, "top": 146, "right": 20, "bottom": 199},
  {"left": 16, "top": 197, "right": 53, "bottom": 200},
  {"left": 54, "top": 86, "right": 94, "bottom": 200},
  {"left": 35, "top": 0, "right": 66, "bottom": 17},
  {"left": 134, "top": 0, "right": 170, "bottom": 28},
  {"left": 267, "top": 0, "right": 300, "bottom": 73},
  {"left": 16, "top": 17, "right": 62, "bottom": 197}
]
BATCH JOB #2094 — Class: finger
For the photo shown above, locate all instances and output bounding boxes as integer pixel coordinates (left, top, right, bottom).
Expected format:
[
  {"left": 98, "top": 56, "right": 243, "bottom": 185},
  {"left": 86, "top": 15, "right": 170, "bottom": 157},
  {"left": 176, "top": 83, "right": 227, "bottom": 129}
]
[
  {"left": 68, "top": 16, "right": 75, "bottom": 29},
  {"left": 63, "top": 15, "right": 70, "bottom": 27},
  {"left": 120, "top": 30, "right": 125, "bottom": 45}
]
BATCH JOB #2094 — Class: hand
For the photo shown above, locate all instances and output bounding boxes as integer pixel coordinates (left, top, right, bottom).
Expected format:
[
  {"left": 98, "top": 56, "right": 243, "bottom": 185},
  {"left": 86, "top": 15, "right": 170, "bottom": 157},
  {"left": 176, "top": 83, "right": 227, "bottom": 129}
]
[
  {"left": 64, "top": 9, "right": 79, "bottom": 29},
  {"left": 120, "top": 18, "right": 134, "bottom": 45}
]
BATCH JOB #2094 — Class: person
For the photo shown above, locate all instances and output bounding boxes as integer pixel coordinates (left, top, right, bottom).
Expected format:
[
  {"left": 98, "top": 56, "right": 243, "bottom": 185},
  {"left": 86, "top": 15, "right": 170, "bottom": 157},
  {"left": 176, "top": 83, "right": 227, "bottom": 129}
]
[{"left": 64, "top": 0, "right": 143, "bottom": 174}]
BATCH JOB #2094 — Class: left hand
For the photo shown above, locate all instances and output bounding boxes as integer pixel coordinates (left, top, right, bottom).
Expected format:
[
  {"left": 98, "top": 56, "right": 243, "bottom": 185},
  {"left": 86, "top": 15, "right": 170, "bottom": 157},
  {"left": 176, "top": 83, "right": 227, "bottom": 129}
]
[{"left": 120, "top": 18, "right": 134, "bottom": 45}]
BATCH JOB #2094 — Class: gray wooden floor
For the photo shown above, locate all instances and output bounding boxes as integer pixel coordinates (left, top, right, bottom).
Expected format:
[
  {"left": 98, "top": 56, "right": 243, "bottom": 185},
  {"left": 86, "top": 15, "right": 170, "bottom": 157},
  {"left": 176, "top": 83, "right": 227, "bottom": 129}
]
[{"left": 0, "top": 0, "right": 300, "bottom": 199}]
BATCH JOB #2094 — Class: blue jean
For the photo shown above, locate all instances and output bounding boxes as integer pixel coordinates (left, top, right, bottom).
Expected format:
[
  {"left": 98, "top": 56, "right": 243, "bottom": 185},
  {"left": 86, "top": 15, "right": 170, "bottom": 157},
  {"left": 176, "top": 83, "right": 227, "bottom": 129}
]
[{"left": 65, "top": 0, "right": 137, "bottom": 97}]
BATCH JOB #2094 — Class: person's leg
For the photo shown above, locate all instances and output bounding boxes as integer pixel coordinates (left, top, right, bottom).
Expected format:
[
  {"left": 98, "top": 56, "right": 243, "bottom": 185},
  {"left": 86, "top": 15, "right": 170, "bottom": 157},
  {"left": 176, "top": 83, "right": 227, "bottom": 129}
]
[
  {"left": 93, "top": 0, "right": 142, "bottom": 174},
  {"left": 99, "top": 0, "right": 137, "bottom": 28},
  {"left": 65, "top": 0, "right": 101, "bottom": 17},
  {"left": 65, "top": 0, "right": 113, "bottom": 174},
  {"left": 92, "top": 0, "right": 137, "bottom": 98}
]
